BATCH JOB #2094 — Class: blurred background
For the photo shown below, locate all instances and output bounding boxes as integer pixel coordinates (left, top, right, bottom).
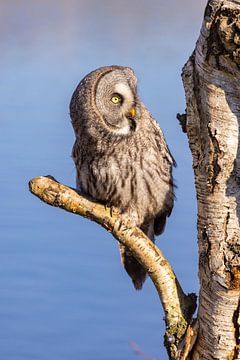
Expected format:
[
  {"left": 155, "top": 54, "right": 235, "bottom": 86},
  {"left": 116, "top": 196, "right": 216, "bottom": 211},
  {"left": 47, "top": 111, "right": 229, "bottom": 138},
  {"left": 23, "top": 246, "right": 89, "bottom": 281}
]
[{"left": 0, "top": 1, "right": 206, "bottom": 359}]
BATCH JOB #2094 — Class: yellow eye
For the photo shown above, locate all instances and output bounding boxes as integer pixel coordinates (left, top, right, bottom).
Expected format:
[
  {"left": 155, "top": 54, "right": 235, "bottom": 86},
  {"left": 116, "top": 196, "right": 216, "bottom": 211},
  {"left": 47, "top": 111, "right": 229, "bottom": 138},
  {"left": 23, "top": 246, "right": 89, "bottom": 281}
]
[{"left": 111, "top": 94, "right": 122, "bottom": 104}]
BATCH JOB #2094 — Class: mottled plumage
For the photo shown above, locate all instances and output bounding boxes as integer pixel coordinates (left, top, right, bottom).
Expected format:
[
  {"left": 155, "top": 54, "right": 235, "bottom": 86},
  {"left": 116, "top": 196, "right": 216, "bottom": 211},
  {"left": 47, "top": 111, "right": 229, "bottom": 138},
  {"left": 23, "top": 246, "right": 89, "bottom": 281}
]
[{"left": 70, "top": 66, "right": 175, "bottom": 289}]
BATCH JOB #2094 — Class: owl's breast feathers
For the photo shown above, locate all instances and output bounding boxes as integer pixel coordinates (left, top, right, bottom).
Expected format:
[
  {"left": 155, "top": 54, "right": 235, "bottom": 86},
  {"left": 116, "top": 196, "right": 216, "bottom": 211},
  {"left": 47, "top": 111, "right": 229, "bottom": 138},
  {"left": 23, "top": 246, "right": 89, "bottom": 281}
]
[{"left": 72, "top": 113, "right": 175, "bottom": 229}]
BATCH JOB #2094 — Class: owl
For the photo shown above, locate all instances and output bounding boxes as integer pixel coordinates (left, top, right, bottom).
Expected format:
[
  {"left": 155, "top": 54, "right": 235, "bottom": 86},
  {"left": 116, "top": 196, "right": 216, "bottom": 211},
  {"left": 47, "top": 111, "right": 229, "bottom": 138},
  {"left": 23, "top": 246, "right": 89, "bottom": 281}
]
[{"left": 70, "top": 66, "right": 175, "bottom": 290}]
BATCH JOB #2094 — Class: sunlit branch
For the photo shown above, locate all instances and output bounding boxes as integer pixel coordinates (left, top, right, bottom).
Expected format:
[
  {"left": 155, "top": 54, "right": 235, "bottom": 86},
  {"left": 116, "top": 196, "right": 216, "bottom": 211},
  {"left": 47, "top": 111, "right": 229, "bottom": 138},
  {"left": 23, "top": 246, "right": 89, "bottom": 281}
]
[{"left": 29, "top": 175, "right": 196, "bottom": 359}]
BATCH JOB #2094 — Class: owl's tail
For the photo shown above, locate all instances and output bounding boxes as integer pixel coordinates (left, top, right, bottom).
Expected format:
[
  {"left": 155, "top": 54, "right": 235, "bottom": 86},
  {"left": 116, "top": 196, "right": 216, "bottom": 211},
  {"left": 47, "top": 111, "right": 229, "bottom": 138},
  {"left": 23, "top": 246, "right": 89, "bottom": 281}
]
[
  {"left": 119, "top": 221, "right": 155, "bottom": 290},
  {"left": 119, "top": 244, "right": 147, "bottom": 290}
]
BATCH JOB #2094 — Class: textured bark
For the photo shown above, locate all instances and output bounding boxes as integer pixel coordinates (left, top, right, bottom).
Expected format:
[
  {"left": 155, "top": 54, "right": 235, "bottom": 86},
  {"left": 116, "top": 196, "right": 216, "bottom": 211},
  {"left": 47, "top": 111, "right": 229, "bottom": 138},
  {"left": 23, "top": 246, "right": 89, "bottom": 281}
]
[
  {"left": 29, "top": 175, "right": 196, "bottom": 359},
  {"left": 182, "top": 0, "right": 240, "bottom": 358}
]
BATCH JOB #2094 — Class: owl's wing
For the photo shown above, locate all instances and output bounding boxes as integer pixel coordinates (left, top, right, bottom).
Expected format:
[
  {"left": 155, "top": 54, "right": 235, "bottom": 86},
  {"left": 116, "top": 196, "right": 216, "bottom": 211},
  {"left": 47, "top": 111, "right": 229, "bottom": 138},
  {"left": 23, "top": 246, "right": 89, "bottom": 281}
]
[
  {"left": 150, "top": 114, "right": 176, "bottom": 167},
  {"left": 148, "top": 113, "right": 176, "bottom": 236}
]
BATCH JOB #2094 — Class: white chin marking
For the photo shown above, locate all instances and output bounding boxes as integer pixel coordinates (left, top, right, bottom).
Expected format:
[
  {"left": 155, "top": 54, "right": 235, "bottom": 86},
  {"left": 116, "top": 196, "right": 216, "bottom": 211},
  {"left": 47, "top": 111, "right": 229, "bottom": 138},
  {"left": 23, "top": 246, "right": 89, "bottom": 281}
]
[{"left": 113, "top": 124, "right": 130, "bottom": 136}]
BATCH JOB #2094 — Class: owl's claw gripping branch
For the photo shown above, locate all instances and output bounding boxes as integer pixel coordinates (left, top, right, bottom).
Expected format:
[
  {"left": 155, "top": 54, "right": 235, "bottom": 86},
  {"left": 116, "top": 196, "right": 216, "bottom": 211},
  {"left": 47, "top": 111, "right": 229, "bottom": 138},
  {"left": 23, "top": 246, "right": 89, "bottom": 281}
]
[{"left": 29, "top": 175, "right": 197, "bottom": 359}]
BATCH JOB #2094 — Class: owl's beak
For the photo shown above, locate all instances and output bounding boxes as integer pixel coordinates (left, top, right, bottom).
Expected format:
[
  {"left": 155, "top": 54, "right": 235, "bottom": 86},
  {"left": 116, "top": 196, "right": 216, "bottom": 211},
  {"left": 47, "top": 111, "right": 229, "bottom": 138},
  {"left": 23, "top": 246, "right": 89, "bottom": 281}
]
[{"left": 126, "top": 107, "right": 136, "bottom": 120}]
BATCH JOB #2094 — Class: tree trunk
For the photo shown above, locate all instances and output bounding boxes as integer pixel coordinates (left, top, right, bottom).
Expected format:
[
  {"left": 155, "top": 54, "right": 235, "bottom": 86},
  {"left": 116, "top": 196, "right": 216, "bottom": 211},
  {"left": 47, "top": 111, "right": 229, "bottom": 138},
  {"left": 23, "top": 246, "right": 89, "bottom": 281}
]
[{"left": 181, "top": 0, "right": 240, "bottom": 358}]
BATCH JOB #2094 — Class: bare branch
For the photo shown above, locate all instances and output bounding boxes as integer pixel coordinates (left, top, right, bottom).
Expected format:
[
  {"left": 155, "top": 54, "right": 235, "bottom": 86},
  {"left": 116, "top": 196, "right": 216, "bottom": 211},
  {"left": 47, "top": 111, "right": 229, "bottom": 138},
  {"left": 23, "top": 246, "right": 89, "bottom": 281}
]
[{"left": 29, "top": 175, "right": 196, "bottom": 359}]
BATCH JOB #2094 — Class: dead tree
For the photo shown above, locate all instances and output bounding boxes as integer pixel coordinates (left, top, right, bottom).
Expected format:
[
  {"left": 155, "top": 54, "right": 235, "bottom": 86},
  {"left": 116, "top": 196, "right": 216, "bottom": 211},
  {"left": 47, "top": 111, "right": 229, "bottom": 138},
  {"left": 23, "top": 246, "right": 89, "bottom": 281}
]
[
  {"left": 179, "top": 0, "right": 240, "bottom": 358},
  {"left": 29, "top": 0, "right": 240, "bottom": 358}
]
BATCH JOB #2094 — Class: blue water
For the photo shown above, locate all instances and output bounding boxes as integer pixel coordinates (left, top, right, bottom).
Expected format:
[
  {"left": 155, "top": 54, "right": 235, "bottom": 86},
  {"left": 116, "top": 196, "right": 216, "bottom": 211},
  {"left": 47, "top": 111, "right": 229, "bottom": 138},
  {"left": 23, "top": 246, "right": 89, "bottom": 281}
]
[{"left": 0, "top": 1, "right": 206, "bottom": 359}]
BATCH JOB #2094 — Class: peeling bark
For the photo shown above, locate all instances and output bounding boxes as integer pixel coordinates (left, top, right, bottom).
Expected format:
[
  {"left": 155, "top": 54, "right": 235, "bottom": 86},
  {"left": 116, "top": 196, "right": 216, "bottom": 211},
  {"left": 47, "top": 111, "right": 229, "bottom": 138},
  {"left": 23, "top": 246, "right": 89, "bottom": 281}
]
[{"left": 182, "top": 0, "right": 240, "bottom": 358}]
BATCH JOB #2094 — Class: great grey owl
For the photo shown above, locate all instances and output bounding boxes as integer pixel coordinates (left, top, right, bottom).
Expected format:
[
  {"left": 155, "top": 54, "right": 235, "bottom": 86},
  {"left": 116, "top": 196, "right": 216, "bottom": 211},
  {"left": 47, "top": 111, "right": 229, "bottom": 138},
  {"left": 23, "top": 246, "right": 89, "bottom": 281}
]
[{"left": 70, "top": 66, "right": 175, "bottom": 290}]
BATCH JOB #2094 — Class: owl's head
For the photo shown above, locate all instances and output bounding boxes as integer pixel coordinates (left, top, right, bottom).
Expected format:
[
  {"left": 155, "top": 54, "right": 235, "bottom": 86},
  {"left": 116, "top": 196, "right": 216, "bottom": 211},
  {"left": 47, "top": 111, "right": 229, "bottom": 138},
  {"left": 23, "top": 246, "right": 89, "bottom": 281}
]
[{"left": 70, "top": 66, "right": 141, "bottom": 139}]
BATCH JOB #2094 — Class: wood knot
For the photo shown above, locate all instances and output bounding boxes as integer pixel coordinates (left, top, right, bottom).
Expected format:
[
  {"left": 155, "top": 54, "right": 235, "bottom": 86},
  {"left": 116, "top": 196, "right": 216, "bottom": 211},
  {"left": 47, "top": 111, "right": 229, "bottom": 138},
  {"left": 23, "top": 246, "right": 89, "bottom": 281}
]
[
  {"left": 177, "top": 113, "right": 187, "bottom": 133},
  {"left": 229, "top": 266, "right": 240, "bottom": 290}
]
